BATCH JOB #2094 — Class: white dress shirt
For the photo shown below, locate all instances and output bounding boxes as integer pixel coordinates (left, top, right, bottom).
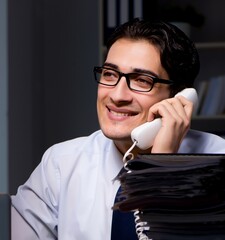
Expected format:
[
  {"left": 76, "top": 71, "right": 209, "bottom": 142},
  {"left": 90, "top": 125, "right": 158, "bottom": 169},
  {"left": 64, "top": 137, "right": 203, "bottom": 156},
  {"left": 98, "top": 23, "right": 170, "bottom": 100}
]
[{"left": 11, "top": 129, "right": 225, "bottom": 240}]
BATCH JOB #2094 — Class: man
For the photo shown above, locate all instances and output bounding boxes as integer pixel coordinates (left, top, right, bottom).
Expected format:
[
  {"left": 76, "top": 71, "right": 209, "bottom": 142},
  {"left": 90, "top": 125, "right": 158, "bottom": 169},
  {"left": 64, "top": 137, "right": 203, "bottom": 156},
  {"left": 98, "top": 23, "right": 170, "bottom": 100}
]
[{"left": 11, "top": 18, "right": 225, "bottom": 239}]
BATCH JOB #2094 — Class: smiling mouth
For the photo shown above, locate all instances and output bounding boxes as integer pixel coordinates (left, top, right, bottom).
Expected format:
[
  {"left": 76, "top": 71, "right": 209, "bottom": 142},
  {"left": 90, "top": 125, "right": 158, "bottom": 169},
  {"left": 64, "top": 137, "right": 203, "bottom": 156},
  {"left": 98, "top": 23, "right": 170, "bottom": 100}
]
[{"left": 108, "top": 108, "right": 137, "bottom": 117}]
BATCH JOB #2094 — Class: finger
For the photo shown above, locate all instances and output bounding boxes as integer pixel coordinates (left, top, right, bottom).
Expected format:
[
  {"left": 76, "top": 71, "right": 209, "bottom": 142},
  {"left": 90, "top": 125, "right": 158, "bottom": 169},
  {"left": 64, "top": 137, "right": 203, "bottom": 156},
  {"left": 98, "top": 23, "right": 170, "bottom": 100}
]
[
  {"left": 149, "top": 98, "right": 185, "bottom": 121},
  {"left": 149, "top": 98, "right": 192, "bottom": 130},
  {"left": 174, "top": 96, "right": 194, "bottom": 120}
]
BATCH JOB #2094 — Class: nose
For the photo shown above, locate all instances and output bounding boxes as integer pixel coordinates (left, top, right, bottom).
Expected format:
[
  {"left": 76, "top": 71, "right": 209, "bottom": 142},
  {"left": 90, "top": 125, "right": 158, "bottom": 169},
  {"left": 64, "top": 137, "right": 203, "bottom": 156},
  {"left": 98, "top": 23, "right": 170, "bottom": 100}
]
[{"left": 110, "top": 76, "right": 133, "bottom": 103}]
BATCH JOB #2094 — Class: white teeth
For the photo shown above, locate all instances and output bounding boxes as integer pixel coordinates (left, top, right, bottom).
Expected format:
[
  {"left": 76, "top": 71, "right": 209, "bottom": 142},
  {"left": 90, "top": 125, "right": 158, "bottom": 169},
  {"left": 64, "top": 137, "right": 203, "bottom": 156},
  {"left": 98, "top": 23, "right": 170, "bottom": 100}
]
[{"left": 110, "top": 110, "right": 131, "bottom": 117}]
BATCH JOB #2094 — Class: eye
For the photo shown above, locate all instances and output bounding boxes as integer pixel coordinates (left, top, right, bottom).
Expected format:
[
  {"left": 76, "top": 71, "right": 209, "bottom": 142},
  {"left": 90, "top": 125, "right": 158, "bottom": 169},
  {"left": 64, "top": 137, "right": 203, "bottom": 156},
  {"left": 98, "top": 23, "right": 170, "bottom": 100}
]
[
  {"left": 133, "top": 75, "right": 153, "bottom": 86},
  {"left": 102, "top": 69, "right": 118, "bottom": 80}
]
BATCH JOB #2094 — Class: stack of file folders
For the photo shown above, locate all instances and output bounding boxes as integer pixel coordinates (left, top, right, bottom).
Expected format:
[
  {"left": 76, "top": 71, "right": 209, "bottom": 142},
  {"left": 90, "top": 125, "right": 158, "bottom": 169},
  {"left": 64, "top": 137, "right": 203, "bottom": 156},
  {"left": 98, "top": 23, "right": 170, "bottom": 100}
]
[{"left": 114, "top": 154, "right": 225, "bottom": 240}]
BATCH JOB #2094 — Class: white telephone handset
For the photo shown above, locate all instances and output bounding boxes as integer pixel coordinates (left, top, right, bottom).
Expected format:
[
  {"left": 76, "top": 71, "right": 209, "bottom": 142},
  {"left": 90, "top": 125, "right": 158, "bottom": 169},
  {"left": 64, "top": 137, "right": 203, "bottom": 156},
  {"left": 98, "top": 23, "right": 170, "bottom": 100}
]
[{"left": 131, "top": 88, "right": 198, "bottom": 150}]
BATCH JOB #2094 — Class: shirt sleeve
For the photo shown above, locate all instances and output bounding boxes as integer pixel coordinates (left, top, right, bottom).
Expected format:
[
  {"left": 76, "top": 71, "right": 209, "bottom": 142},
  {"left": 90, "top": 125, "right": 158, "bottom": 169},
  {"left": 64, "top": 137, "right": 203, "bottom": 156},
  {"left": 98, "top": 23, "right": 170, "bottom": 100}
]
[
  {"left": 179, "top": 129, "right": 225, "bottom": 153},
  {"left": 11, "top": 146, "right": 60, "bottom": 239},
  {"left": 11, "top": 206, "right": 39, "bottom": 240}
]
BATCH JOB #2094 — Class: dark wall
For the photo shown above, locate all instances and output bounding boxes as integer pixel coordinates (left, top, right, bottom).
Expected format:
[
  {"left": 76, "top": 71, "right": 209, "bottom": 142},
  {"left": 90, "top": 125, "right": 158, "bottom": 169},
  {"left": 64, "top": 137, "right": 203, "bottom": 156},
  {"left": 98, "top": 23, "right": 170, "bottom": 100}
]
[
  {"left": 8, "top": 0, "right": 225, "bottom": 194},
  {"left": 8, "top": 0, "right": 100, "bottom": 194}
]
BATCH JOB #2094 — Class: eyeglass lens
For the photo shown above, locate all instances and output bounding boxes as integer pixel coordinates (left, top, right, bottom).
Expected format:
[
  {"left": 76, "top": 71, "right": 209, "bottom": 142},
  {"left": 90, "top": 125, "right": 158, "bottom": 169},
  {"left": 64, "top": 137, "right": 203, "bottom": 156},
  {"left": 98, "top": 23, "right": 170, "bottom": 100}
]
[{"left": 95, "top": 67, "right": 154, "bottom": 92}]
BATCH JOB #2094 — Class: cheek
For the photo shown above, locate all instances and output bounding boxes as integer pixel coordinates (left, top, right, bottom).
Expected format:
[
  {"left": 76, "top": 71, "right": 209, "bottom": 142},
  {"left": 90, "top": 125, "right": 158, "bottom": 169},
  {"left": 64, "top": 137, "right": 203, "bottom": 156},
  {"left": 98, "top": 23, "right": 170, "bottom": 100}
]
[
  {"left": 97, "top": 85, "right": 106, "bottom": 99},
  {"left": 96, "top": 87, "right": 106, "bottom": 113},
  {"left": 96, "top": 89, "right": 101, "bottom": 111},
  {"left": 140, "top": 98, "right": 155, "bottom": 117},
  {"left": 138, "top": 90, "right": 170, "bottom": 114}
]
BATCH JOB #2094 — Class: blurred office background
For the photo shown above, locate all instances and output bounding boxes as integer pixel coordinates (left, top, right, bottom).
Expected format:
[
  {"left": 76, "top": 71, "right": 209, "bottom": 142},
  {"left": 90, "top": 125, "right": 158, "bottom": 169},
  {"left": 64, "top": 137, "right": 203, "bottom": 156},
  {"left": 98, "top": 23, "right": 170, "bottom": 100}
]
[{"left": 1, "top": 0, "right": 225, "bottom": 194}]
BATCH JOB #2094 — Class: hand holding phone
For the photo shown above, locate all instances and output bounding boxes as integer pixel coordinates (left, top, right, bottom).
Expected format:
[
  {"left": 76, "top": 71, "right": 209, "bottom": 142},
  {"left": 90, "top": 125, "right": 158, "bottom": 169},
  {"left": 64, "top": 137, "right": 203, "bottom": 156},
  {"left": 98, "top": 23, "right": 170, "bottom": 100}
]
[{"left": 131, "top": 88, "right": 198, "bottom": 150}]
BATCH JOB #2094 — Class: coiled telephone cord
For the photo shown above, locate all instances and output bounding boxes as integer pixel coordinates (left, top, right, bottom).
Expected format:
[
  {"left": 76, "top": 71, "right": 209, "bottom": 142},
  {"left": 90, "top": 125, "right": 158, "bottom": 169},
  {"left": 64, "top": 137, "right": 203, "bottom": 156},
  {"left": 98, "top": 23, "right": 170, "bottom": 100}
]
[{"left": 134, "top": 210, "right": 151, "bottom": 240}]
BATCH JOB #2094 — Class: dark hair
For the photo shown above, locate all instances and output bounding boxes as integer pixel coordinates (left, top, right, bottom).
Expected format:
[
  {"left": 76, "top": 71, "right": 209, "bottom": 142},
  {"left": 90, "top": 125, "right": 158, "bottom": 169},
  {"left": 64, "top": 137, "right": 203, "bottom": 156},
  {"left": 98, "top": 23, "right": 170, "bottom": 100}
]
[{"left": 106, "top": 18, "right": 200, "bottom": 96}]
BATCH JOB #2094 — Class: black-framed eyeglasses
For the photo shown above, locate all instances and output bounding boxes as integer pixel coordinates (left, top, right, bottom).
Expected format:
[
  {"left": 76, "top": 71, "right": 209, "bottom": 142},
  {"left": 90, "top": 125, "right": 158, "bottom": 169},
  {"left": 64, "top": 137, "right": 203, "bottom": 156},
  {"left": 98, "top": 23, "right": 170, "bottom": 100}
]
[{"left": 93, "top": 66, "right": 174, "bottom": 92}]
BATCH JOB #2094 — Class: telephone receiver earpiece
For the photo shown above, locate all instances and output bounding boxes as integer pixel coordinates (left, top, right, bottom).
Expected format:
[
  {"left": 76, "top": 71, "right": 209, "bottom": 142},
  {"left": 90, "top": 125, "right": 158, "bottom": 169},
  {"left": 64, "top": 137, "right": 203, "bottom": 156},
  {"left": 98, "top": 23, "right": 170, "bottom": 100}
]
[{"left": 131, "top": 88, "right": 198, "bottom": 150}]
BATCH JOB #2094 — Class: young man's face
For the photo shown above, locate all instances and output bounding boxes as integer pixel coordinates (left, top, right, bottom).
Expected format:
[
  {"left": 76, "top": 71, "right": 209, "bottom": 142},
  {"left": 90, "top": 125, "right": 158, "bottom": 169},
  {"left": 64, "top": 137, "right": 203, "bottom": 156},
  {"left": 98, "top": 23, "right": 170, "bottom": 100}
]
[{"left": 97, "top": 38, "right": 171, "bottom": 153}]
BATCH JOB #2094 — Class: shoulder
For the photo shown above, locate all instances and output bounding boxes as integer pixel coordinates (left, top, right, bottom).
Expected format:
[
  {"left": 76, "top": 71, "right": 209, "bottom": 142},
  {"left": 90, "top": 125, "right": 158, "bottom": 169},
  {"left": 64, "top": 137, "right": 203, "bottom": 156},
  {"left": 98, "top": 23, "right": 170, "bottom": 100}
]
[
  {"left": 179, "top": 129, "right": 225, "bottom": 153},
  {"left": 41, "top": 130, "right": 113, "bottom": 171},
  {"left": 45, "top": 130, "right": 110, "bottom": 156},
  {"left": 41, "top": 129, "right": 123, "bottom": 175}
]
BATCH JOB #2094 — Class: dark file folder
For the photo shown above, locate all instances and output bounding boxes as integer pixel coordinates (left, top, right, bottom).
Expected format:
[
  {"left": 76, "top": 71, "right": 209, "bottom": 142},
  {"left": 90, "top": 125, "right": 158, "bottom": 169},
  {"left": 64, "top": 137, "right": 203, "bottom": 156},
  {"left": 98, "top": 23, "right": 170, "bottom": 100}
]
[{"left": 114, "top": 154, "right": 225, "bottom": 240}]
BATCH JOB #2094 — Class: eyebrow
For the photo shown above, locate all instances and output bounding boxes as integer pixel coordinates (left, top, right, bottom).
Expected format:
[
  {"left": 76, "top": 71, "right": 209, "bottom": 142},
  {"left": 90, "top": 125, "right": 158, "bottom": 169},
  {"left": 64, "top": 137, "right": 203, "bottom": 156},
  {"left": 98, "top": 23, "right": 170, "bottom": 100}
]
[{"left": 103, "top": 62, "right": 159, "bottom": 78}]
